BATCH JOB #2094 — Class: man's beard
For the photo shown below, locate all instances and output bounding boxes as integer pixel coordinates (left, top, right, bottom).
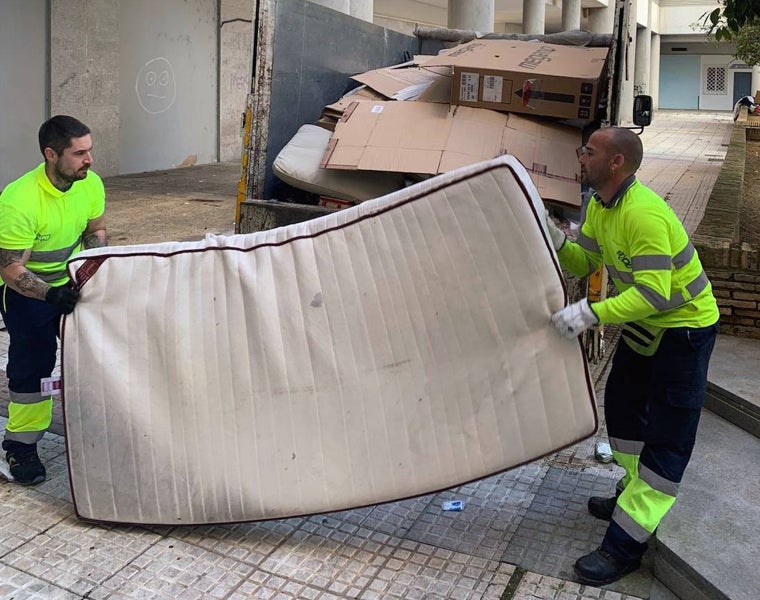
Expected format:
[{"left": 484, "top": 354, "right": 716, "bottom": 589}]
[{"left": 54, "top": 162, "right": 88, "bottom": 186}]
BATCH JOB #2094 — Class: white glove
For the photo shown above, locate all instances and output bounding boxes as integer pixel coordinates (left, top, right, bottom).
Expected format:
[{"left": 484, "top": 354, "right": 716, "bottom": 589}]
[
  {"left": 544, "top": 210, "right": 566, "bottom": 251},
  {"left": 551, "top": 298, "right": 599, "bottom": 339}
]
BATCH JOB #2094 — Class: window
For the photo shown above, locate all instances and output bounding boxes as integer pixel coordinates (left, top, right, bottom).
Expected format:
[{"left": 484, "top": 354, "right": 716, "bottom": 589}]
[{"left": 704, "top": 66, "right": 727, "bottom": 95}]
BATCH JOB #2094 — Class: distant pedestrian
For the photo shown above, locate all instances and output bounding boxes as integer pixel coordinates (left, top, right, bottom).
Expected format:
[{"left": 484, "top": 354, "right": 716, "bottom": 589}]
[
  {"left": 732, "top": 95, "right": 758, "bottom": 121},
  {"left": 0, "top": 115, "right": 107, "bottom": 485},
  {"left": 546, "top": 126, "right": 720, "bottom": 585}
]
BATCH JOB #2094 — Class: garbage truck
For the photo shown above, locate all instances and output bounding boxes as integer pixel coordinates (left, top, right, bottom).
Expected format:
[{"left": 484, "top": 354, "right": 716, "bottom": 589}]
[
  {"left": 234, "top": 0, "right": 652, "bottom": 362},
  {"left": 235, "top": 0, "right": 650, "bottom": 221}
]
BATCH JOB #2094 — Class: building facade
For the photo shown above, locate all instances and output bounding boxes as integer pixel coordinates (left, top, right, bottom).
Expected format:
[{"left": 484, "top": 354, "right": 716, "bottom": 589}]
[{"left": 1, "top": 0, "right": 757, "bottom": 189}]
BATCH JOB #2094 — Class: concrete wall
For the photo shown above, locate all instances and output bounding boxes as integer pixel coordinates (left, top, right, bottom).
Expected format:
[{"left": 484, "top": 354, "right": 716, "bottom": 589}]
[
  {"left": 220, "top": 0, "right": 254, "bottom": 162},
  {"left": 45, "top": 0, "right": 253, "bottom": 177},
  {"left": 117, "top": 0, "right": 218, "bottom": 174},
  {"left": 0, "top": 0, "right": 48, "bottom": 189},
  {"left": 51, "top": 0, "right": 121, "bottom": 178}
]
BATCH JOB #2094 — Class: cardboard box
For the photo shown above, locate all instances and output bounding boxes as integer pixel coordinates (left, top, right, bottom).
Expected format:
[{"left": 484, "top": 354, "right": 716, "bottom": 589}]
[
  {"left": 320, "top": 101, "right": 582, "bottom": 206},
  {"left": 422, "top": 40, "right": 609, "bottom": 121}
]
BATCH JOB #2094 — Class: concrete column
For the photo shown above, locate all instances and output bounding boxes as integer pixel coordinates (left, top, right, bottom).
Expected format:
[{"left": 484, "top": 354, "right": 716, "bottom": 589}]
[
  {"left": 522, "top": 0, "right": 545, "bottom": 35},
  {"left": 635, "top": 27, "right": 651, "bottom": 97},
  {"left": 650, "top": 33, "right": 660, "bottom": 110},
  {"left": 587, "top": 1, "right": 615, "bottom": 34},
  {"left": 561, "top": 0, "right": 581, "bottom": 32},
  {"left": 752, "top": 65, "right": 760, "bottom": 99},
  {"left": 448, "top": 0, "right": 494, "bottom": 33},
  {"left": 618, "top": 0, "right": 637, "bottom": 124},
  {"left": 350, "top": 0, "right": 373, "bottom": 23}
]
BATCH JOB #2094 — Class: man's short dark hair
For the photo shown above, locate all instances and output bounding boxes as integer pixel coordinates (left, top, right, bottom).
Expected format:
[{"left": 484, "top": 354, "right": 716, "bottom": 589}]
[{"left": 38, "top": 115, "right": 90, "bottom": 157}]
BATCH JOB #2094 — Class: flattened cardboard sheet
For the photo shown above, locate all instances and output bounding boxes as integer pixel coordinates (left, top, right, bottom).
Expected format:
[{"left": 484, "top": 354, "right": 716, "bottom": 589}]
[
  {"left": 273, "top": 124, "right": 405, "bottom": 202},
  {"left": 351, "top": 62, "right": 452, "bottom": 103},
  {"left": 321, "top": 101, "right": 582, "bottom": 206}
]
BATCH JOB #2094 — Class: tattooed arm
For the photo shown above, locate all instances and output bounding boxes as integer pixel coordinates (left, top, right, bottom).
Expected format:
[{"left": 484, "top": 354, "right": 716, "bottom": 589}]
[
  {"left": 0, "top": 247, "right": 50, "bottom": 300},
  {"left": 83, "top": 214, "right": 107, "bottom": 249}
]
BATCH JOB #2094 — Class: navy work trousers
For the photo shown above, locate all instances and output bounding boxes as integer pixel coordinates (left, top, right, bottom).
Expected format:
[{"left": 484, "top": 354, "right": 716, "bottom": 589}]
[
  {"left": 0, "top": 285, "right": 61, "bottom": 395},
  {"left": 601, "top": 322, "right": 718, "bottom": 562}
]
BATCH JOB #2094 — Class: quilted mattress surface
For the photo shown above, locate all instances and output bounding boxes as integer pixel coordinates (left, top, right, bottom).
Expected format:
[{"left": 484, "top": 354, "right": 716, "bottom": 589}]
[{"left": 62, "top": 155, "right": 596, "bottom": 525}]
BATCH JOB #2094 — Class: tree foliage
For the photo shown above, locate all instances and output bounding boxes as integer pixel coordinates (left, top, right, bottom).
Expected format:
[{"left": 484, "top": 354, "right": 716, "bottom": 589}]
[
  {"left": 702, "top": 0, "right": 760, "bottom": 40},
  {"left": 734, "top": 20, "right": 760, "bottom": 66}
]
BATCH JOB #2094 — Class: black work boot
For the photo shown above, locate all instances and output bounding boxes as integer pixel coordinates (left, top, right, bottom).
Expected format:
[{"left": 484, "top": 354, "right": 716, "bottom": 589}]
[
  {"left": 587, "top": 495, "right": 618, "bottom": 521},
  {"left": 588, "top": 482, "right": 624, "bottom": 521},
  {"left": 574, "top": 547, "right": 641, "bottom": 586},
  {"left": 5, "top": 443, "right": 46, "bottom": 486}
]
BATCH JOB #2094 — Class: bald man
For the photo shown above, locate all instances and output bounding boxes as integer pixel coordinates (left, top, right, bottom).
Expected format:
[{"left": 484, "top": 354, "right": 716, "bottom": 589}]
[{"left": 546, "top": 127, "right": 720, "bottom": 585}]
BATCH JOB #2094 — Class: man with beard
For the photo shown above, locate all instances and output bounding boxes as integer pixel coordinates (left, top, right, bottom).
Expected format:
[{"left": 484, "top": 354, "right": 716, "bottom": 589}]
[
  {"left": 544, "top": 127, "right": 719, "bottom": 585},
  {"left": 0, "top": 115, "right": 106, "bottom": 485}
]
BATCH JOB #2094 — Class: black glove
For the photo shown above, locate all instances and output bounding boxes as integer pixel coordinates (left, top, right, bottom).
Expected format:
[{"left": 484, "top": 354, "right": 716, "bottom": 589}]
[{"left": 45, "top": 285, "right": 80, "bottom": 314}]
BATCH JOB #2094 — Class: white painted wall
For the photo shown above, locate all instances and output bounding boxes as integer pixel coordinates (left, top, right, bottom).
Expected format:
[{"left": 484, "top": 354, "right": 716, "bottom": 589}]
[
  {"left": 309, "top": 0, "right": 374, "bottom": 21},
  {"left": 637, "top": 0, "right": 649, "bottom": 28},
  {"left": 699, "top": 55, "right": 738, "bottom": 111},
  {"left": 374, "top": 0, "right": 446, "bottom": 31},
  {"left": 658, "top": 4, "right": 714, "bottom": 35},
  {"left": 649, "top": 1, "right": 660, "bottom": 33},
  {"left": 308, "top": 0, "right": 347, "bottom": 14}
]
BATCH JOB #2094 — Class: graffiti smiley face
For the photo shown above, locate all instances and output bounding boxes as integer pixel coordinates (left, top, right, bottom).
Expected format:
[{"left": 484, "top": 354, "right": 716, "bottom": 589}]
[{"left": 135, "top": 57, "right": 176, "bottom": 114}]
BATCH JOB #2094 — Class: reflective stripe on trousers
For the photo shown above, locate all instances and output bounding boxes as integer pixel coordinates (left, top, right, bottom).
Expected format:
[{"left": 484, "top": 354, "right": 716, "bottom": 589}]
[
  {"left": 6, "top": 392, "right": 52, "bottom": 444},
  {"left": 609, "top": 443, "right": 677, "bottom": 543}
]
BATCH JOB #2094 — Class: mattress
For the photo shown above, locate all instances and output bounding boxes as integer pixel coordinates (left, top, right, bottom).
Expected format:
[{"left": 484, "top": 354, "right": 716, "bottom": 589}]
[{"left": 62, "top": 155, "right": 597, "bottom": 526}]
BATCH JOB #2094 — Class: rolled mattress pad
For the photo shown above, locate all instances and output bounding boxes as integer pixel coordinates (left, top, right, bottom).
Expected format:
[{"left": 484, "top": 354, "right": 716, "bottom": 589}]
[{"left": 63, "top": 154, "right": 596, "bottom": 526}]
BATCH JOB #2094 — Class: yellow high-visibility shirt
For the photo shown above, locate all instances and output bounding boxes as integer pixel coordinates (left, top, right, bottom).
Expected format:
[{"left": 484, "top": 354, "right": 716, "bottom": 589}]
[
  {"left": 0, "top": 163, "right": 105, "bottom": 286},
  {"left": 558, "top": 179, "right": 718, "bottom": 353}
]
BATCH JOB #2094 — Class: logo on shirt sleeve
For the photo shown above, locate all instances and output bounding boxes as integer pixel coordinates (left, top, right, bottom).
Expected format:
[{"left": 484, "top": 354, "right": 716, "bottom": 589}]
[{"left": 616, "top": 250, "right": 632, "bottom": 270}]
